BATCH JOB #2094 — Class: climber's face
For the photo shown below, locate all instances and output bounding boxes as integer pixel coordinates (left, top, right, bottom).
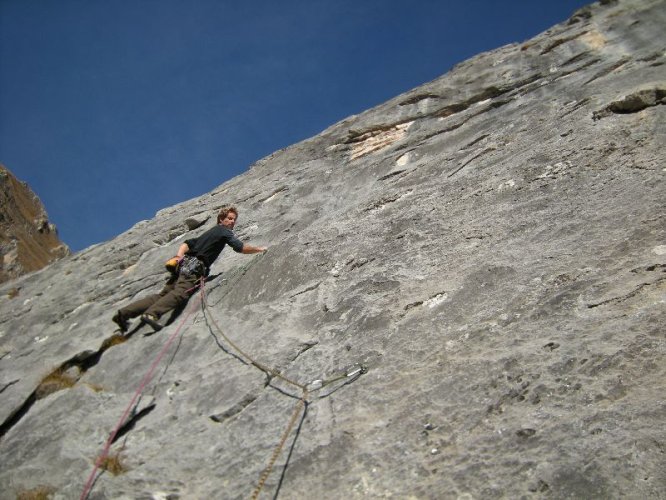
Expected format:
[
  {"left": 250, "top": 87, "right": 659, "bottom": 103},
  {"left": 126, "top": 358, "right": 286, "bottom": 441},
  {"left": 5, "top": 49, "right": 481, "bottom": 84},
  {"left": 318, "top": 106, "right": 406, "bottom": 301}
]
[{"left": 220, "top": 212, "right": 237, "bottom": 229}]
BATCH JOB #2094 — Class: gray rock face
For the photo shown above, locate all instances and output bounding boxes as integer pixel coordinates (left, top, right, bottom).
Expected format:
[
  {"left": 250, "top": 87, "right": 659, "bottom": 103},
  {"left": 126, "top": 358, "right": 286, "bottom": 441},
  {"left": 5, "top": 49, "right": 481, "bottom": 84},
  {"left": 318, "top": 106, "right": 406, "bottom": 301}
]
[{"left": 1, "top": 1, "right": 665, "bottom": 498}]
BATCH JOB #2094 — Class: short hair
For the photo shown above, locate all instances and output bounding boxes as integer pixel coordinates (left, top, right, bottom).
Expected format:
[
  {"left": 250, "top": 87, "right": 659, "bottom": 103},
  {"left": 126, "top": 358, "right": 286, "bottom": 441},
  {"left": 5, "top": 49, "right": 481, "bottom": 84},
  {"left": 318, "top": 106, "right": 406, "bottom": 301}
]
[{"left": 217, "top": 206, "right": 239, "bottom": 224}]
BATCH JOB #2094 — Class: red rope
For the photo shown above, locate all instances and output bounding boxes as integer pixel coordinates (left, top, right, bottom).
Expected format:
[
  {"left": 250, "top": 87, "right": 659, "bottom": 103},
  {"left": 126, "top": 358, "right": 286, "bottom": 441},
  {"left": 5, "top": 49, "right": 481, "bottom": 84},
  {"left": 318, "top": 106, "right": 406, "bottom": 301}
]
[{"left": 80, "top": 278, "right": 204, "bottom": 500}]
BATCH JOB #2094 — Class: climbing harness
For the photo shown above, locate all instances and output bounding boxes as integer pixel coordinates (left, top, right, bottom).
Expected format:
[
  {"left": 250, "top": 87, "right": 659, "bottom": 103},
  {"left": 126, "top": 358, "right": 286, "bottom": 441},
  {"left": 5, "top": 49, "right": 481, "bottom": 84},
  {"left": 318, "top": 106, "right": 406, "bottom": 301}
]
[
  {"left": 82, "top": 272, "right": 365, "bottom": 499},
  {"left": 179, "top": 255, "right": 207, "bottom": 278}
]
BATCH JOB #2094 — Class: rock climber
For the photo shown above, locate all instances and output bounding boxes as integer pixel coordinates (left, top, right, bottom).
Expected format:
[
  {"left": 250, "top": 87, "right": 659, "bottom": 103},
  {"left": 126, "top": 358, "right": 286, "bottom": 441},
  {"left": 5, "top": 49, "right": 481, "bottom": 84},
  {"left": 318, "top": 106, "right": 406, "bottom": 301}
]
[{"left": 112, "top": 206, "right": 267, "bottom": 332}]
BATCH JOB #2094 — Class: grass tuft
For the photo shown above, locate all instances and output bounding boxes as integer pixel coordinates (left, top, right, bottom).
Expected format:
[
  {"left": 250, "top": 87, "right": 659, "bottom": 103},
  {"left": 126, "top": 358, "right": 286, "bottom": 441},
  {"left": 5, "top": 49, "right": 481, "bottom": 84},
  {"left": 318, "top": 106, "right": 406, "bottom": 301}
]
[
  {"left": 83, "top": 382, "right": 104, "bottom": 393},
  {"left": 98, "top": 452, "right": 129, "bottom": 476},
  {"left": 16, "top": 485, "right": 55, "bottom": 500},
  {"left": 101, "top": 333, "right": 127, "bottom": 350},
  {"left": 35, "top": 368, "right": 78, "bottom": 399}
]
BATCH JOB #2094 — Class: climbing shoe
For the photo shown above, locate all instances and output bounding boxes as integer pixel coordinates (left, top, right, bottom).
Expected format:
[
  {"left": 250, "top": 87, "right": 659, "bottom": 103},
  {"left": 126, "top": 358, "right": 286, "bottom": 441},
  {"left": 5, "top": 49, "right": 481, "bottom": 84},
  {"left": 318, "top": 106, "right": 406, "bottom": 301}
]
[
  {"left": 141, "top": 313, "right": 163, "bottom": 332},
  {"left": 112, "top": 311, "right": 129, "bottom": 333}
]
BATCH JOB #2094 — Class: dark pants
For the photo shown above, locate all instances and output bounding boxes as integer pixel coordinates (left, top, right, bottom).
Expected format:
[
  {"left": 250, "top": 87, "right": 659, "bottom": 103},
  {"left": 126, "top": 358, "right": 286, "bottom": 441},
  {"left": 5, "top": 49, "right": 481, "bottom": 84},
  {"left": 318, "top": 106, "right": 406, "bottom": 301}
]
[{"left": 119, "top": 272, "right": 201, "bottom": 320}]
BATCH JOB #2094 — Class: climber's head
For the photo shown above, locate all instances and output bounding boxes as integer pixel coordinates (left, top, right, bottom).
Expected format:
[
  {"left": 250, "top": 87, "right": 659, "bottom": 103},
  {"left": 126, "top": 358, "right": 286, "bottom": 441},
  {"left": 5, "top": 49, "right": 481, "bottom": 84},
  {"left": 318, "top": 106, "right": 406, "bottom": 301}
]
[{"left": 217, "top": 206, "right": 239, "bottom": 229}]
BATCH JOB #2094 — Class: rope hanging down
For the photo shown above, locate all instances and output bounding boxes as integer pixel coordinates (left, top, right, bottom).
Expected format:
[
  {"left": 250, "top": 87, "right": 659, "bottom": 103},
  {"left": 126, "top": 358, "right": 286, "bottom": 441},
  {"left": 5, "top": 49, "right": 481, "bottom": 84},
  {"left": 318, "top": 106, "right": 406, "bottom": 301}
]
[
  {"left": 80, "top": 278, "right": 206, "bottom": 500},
  {"left": 251, "top": 392, "right": 307, "bottom": 500},
  {"left": 200, "top": 280, "right": 310, "bottom": 499},
  {"left": 82, "top": 274, "right": 364, "bottom": 499}
]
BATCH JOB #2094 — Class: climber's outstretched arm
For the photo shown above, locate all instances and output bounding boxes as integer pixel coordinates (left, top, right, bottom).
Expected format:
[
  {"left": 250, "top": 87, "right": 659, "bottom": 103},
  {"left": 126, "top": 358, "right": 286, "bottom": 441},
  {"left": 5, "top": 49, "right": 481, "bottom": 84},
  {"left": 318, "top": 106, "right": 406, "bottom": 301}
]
[{"left": 240, "top": 243, "right": 267, "bottom": 254}]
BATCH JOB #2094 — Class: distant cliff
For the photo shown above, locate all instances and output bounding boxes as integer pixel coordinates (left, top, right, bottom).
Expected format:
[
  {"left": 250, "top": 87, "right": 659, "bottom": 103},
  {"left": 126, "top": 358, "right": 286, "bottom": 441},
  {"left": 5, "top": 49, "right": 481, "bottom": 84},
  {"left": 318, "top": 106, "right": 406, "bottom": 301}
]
[
  {"left": 0, "top": 164, "right": 70, "bottom": 284},
  {"left": 0, "top": 1, "right": 664, "bottom": 499}
]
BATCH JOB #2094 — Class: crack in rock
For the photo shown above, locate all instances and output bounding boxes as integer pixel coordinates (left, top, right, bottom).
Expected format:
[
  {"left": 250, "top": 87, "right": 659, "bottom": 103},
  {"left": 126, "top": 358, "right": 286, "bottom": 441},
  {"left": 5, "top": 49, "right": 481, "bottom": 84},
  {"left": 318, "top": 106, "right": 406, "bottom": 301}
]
[
  {"left": 0, "top": 333, "right": 128, "bottom": 439},
  {"left": 541, "top": 33, "right": 583, "bottom": 55},
  {"left": 347, "top": 122, "right": 414, "bottom": 160},
  {"left": 210, "top": 393, "right": 259, "bottom": 423},
  {"left": 0, "top": 379, "right": 19, "bottom": 395},
  {"left": 289, "top": 282, "right": 322, "bottom": 299},
  {"left": 289, "top": 341, "right": 318, "bottom": 362},
  {"left": 584, "top": 57, "right": 631, "bottom": 85},
  {"left": 586, "top": 278, "right": 665, "bottom": 309},
  {"left": 593, "top": 87, "right": 666, "bottom": 120},
  {"left": 377, "top": 169, "right": 407, "bottom": 181},
  {"left": 448, "top": 147, "right": 496, "bottom": 178},
  {"left": 0, "top": 392, "right": 35, "bottom": 439},
  {"left": 399, "top": 93, "right": 440, "bottom": 106},
  {"left": 363, "top": 194, "right": 402, "bottom": 212},
  {"left": 260, "top": 186, "right": 288, "bottom": 203},
  {"left": 403, "top": 291, "right": 449, "bottom": 315},
  {"left": 112, "top": 401, "right": 156, "bottom": 444}
]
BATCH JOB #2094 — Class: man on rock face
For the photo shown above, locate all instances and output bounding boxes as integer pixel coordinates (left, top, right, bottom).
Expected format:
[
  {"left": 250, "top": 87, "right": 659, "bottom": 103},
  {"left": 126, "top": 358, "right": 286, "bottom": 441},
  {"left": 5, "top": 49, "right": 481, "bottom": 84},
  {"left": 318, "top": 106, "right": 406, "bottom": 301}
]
[{"left": 112, "top": 206, "right": 267, "bottom": 332}]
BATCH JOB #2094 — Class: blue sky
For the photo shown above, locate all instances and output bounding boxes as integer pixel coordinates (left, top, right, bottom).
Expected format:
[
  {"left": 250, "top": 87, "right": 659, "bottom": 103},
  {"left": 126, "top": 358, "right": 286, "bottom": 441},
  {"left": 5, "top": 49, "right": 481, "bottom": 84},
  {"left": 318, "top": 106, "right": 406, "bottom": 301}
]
[{"left": 0, "top": 0, "right": 589, "bottom": 252}]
